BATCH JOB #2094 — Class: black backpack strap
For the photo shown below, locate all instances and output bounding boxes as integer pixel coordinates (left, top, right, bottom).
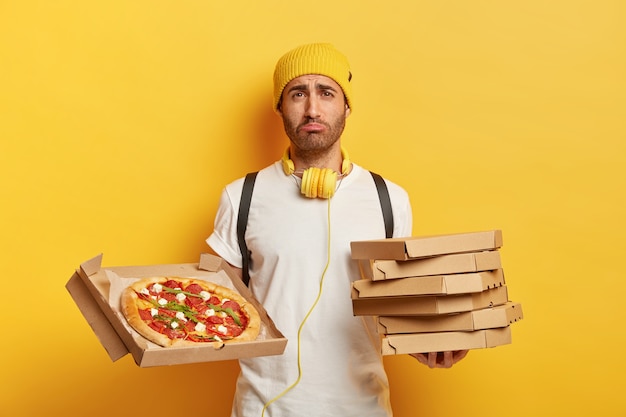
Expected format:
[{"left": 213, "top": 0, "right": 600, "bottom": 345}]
[
  {"left": 370, "top": 171, "right": 394, "bottom": 238},
  {"left": 237, "top": 172, "right": 258, "bottom": 286},
  {"left": 237, "top": 170, "right": 393, "bottom": 286}
]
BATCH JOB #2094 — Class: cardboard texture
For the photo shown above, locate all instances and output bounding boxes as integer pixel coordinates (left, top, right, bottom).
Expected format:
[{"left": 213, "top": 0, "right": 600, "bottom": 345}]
[
  {"left": 377, "top": 302, "right": 523, "bottom": 334},
  {"left": 381, "top": 326, "right": 512, "bottom": 355},
  {"left": 66, "top": 254, "right": 287, "bottom": 367},
  {"left": 66, "top": 272, "right": 129, "bottom": 361},
  {"left": 349, "top": 230, "right": 522, "bottom": 355},
  {"left": 353, "top": 269, "right": 505, "bottom": 297},
  {"left": 359, "top": 250, "right": 502, "bottom": 281},
  {"left": 351, "top": 230, "right": 503, "bottom": 260},
  {"left": 352, "top": 285, "right": 508, "bottom": 316}
]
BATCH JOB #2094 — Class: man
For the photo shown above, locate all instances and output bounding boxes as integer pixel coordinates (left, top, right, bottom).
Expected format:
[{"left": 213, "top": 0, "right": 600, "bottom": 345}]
[{"left": 207, "top": 43, "right": 466, "bottom": 417}]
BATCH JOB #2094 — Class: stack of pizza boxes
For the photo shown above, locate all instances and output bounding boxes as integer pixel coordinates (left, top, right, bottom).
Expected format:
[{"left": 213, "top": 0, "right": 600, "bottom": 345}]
[{"left": 350, "top": 230, "right": 523, "bottom": 355}]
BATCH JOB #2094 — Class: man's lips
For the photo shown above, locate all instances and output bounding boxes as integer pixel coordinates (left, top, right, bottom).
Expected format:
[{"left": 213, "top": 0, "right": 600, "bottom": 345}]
[{"left": 298, "top": 122, "right": 326, "bottom": 133}]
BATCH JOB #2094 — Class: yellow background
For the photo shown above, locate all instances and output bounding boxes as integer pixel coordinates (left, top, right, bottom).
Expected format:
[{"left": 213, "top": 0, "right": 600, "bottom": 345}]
[{"left": 1, "top": 1, "right": 624, "bottom": 416}]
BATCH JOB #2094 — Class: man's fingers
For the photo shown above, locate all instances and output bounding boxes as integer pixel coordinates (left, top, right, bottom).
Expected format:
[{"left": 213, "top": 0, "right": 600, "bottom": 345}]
[
  {"left": 411, "top": 350, "right": 470, "bottom": 368},
  {"left": 454, "top": 349, "right": 469, "bottom": 363},
  {"left": 428, "top": 352, "right": 437, "bottom": 368}
]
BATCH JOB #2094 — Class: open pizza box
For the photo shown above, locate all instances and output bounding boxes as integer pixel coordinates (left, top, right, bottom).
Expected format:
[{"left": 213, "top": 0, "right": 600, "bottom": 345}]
[
  {"left": 350, "top": 230, "right": 503, "bottom": 261},
  {"left": 66, "top": 253, "right": 287, "bottom": 367}
]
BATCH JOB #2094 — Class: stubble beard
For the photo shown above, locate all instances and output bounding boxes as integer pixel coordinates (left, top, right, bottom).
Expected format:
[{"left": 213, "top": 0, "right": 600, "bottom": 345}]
[{"left": 282, "top": 114, "right": 347, "bottom": 158}]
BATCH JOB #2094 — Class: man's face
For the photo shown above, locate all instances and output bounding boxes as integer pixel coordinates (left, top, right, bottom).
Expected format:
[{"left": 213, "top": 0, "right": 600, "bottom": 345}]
[{"left": 278, "top": 74, "right": 351, "bottom": 154}]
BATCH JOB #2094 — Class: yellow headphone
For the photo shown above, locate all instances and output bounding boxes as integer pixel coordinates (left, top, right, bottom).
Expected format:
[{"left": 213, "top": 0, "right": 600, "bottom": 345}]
[{"left": 282, "top": 147, "right": 351, "bottom": 199}]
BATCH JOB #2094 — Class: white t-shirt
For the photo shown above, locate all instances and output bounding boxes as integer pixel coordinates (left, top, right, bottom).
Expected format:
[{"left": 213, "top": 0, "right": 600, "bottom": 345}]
[{"left": 207, "top": 161, "right": 412, "bottom": 417}]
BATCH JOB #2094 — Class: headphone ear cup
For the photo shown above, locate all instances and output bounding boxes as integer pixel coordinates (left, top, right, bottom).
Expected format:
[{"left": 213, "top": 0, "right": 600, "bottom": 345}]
[
  {"left": 321, "top": 169, "right": 337, "bottom": 198},
  {"left": 301, "top": 168, "right": 314, "bottom": 198},
  {"left": 300, "top": 167, "right": 337, "bottom": 198},
  {"left": 300, "top": 168, "right": 309, "bottom": 197},
  {"left": 309, "top": 167, "right": 321, "bottom": 198},
  {"left": 301, "top": 168, "right": 337, "bottom": 198},
  {"left": 318, "top": 169, "right": 327, "bottom": 198}
]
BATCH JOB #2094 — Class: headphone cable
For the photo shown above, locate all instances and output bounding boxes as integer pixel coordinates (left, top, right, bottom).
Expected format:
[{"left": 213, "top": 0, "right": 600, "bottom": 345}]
[{"left": 261, "top": 197, "right": 333, "bottom": 416}]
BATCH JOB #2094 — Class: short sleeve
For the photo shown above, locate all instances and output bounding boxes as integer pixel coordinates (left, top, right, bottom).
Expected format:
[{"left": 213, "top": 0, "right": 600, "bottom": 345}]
[
  {"left": 206, "top": 184, "right": 244, "bottom": 268},
  {"left": 387, "top": 180, "right": 413, "bottom": 238}
]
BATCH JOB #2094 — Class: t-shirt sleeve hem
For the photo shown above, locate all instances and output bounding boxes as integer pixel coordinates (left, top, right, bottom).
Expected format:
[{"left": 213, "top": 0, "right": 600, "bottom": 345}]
[{"left": 206, "top": 233, "right": 243, "bottom": 268}]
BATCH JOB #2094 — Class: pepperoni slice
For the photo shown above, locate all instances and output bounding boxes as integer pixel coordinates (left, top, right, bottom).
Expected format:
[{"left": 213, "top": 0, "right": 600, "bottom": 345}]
[
  {"left": 138, "top": 309, "right": 153, "bottom": 320},
  {"left": 163, "top": 279, "right": 181, "bottom": 290},
  {"left": 222, "top": 300, "right": 241, "bottom": 312},
  {"left": 184, "top": 283, "right": 204, "bottom": 294}
]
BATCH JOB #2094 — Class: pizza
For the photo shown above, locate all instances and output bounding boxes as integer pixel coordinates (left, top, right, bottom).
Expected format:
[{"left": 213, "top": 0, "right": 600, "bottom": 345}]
[{"left": 121, "top": 276, "right": 261, "bottom": 348}]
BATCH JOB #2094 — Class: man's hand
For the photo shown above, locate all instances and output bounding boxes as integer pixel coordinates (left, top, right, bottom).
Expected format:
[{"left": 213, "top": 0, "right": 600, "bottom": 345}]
[{"left": 410, "top": 350, "right": 469, "bottom": 369}]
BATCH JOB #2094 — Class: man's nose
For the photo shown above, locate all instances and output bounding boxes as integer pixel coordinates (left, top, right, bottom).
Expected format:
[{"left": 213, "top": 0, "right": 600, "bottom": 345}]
[{"left": 304, "top": 96, "right": 321, "bottom": 118}]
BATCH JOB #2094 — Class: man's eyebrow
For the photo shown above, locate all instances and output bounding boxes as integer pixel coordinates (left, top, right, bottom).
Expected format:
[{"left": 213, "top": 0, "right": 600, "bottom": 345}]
[
  {"left": 315, "top": 83, "right": 339, "bottom": 92},
  {"left": 286, "top": 84, "right": 309, "bottom": 93},
  {"left": 286, "top": 83, "right": 339, "bottom": 93}
]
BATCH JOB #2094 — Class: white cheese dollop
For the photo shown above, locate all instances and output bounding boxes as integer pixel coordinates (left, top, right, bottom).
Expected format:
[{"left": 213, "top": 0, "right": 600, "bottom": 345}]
[
  {"left": 205, "top": 308, "right": 215, "bottom": 317},
  {"left": 217, "top": 324, "right": 227, "bottom": 334},
  {"left": 150, "top": 308, "right": 158, "bottom": 317},
  {"left": 199, "top": 290, "right": 210, "bottom": 301},
  {"left": 175, "top": 312, "right": 186, "bottom": 321},
  {"left": 158, "top": 298, "right": 168, "bottom": 306},
  {"left": 152, "top": 283, "right": 163, "bottom": 293},
  {"left": 176, "top": 292, "right": 186, "bottom": 302},
  {"left": 194, "top": 322, "right": 206, "bottom": 332},
  {"left": 170, "top": 321, "right": 179, "bottom": 329}
]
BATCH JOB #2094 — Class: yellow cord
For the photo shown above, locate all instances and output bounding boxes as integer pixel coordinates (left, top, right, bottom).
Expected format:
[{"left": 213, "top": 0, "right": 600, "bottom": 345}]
[{"left": 261, "top": 198, "right": 333, "bottom": 417}]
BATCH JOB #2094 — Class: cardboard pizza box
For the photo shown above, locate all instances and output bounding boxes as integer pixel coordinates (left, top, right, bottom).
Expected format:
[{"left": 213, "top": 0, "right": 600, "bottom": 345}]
[
  {"left": 358, "top": 250, "right": 502, "bottom": 281},
  {"left": 352, "top": 285, "right": 508, "bottom": 316},
  {"left": 350, "top": 230, "right": 503, "bottom": 260},
  {"left": 66, "top": 253, "right": 287, "bottom": 367},
  {"left": 381, "top": 326, "right": 512, "bottom": 355},
  {"left": 377, "top": 302, "right": 523, "bottom": 334},
  {"left": 352, "top": 269, "right": 505, "bottom": 298}
]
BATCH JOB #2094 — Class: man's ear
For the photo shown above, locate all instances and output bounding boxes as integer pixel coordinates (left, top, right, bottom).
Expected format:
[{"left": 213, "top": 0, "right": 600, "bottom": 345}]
[{"left": 345, "top": 105, "right": 351, "bottom": 118}]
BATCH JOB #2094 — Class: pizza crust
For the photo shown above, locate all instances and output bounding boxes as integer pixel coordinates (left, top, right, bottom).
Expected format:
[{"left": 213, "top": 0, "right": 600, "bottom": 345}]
[{"left": 121, "top": 276, "right": 261, "bottom": 348}]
